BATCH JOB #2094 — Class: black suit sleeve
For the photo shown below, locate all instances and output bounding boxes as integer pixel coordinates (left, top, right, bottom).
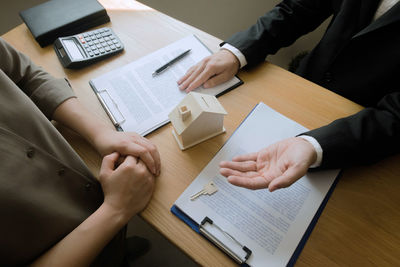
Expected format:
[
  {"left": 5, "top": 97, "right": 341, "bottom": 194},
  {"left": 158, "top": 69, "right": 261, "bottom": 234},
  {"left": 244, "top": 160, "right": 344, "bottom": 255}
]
[
  {"left": 225, "top": 0, "right": 333, "bottom": 68},
  {"left": 303, "top": 92, "right": 400, "bottom": 168}
]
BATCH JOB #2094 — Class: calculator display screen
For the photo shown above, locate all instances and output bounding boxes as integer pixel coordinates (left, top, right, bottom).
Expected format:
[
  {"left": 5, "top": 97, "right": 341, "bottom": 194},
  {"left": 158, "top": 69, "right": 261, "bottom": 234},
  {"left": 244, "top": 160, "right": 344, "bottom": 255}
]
[
  {"left": 58, "top": 47, "right": 67, "bottom": 58},
  {"left": 63, "top": 39, "right": 84, "bottom": 61}
]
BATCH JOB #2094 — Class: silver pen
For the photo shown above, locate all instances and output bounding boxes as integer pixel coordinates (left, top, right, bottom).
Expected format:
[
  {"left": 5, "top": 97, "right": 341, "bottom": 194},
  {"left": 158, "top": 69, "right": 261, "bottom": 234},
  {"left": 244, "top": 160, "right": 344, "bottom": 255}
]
[{"left": 152, "top": 49, "right": 191, "bottom": 76}]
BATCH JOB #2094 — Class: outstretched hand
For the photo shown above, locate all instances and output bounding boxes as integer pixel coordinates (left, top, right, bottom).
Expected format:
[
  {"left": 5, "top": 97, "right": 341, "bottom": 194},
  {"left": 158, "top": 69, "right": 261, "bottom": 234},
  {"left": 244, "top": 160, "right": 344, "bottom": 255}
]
[
  {"left": 219, "top": 137, "right": 317, "bottom": 191},
  {"left": 177, "top": 49, "right": 240, "bottom": 92}
]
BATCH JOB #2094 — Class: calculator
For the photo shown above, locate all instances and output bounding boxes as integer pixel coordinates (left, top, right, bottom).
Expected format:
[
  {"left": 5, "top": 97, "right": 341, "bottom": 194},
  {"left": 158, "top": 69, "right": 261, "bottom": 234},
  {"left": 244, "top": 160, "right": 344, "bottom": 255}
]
[{"left": 54, "top": 27, "right": 124, "bottom": 69}]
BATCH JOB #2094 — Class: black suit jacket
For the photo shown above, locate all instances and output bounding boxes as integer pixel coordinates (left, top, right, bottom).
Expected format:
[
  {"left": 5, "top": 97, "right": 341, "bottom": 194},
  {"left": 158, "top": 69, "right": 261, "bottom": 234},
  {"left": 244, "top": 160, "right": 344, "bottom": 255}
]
[{"left": 225, "top": 0, "right": 400, "bottom": 168}]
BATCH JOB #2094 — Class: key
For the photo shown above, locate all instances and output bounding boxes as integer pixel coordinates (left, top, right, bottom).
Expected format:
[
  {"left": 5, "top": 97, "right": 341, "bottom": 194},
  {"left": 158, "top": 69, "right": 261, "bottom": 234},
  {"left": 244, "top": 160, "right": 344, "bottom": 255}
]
[{"left": 190, "top": 181, "right": 218, "bottom": 201}]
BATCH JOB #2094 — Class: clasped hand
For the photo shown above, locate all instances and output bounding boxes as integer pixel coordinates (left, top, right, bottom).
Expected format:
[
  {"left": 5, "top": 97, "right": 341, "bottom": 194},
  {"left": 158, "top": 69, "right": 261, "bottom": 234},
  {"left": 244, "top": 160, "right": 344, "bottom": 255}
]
[
  {"left": 93, "top": 129, "right": 161, "bottom": 176},
  {"left": 94, "top": 130, "right": 159, "bottom": 219},
  {"left": 219, "top": 137, "right": 317, "bottom": 191},
  {"left": 99, "top": 152, "right": 155, "bottom": 220}
]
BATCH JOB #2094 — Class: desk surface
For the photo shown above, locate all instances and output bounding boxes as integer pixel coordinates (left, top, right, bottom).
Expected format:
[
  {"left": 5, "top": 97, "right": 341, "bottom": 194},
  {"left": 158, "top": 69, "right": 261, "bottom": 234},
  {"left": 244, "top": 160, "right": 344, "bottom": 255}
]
[{"left": 3, "top": 0, "right": 400, "bottom": 266}]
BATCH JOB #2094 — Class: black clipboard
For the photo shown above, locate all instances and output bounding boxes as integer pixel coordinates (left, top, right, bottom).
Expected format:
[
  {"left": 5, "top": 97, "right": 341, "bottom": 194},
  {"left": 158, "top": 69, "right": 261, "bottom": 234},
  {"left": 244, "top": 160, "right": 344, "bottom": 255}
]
[{"left": 89, "top": 35, "right": 243, "bottom": 135}]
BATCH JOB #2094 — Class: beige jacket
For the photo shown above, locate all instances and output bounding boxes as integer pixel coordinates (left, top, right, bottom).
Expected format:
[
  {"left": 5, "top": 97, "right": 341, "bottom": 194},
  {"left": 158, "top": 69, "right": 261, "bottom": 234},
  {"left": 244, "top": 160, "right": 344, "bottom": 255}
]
[{"left": 0, "top": 38, "right": 124, "bottom": 266}]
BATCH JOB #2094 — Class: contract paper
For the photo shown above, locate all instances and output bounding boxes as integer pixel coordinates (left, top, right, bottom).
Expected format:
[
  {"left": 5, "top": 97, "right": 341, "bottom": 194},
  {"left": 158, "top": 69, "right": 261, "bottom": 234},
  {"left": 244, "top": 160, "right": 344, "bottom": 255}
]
[
  {"left": 174, "top": 102, "right": 340, "bottom": 267},
  {"left": 89, "top": 35, "right": 241, "bottom": 135}
]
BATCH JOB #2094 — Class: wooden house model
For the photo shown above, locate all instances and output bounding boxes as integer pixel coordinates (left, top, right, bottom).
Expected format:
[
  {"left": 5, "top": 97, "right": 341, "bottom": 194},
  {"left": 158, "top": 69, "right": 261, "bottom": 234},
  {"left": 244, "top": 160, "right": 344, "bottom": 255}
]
[{"left": 168, "top": 92, "right": 227, "bottom": 150}]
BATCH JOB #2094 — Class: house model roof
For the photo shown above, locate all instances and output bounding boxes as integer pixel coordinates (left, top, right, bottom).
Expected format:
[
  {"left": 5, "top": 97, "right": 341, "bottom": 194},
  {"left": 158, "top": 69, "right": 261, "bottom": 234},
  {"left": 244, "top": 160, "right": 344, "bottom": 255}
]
[{"left": 169, "top": 92, "right": 227, "bottom": 135}]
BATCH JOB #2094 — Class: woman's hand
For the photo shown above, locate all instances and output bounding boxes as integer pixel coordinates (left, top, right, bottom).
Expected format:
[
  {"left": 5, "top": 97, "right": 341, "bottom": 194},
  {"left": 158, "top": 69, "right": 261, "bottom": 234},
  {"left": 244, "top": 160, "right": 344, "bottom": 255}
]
[
  {"left": 99, "top": 152, "right": 155, "bottom": 220},
  {"left": 93, "top": 129, "right": 161, "bottom": 176}
]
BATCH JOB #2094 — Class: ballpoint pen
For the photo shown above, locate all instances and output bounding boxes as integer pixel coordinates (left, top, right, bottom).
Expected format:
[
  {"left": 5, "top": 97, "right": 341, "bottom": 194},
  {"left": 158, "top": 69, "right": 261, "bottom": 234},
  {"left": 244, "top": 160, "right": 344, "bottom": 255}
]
[{"left": 152, "top": 49, "right": 191, "bottom": 76}]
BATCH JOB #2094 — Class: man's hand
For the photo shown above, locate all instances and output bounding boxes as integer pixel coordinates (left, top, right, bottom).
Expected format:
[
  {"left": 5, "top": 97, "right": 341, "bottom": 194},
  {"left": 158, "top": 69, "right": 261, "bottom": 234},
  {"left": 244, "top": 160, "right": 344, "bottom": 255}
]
[
  {"left": 177, "top": 49, "right": 240, "bottom": 92},
  {"left": 219, "top": 137, "right": 317, "bottom": 191},
  {"left": 99, "top": 152, "right": 155, "bottom": 220},
  {"left": 93, "top": 129, "right": 161, "bottom": 176}
]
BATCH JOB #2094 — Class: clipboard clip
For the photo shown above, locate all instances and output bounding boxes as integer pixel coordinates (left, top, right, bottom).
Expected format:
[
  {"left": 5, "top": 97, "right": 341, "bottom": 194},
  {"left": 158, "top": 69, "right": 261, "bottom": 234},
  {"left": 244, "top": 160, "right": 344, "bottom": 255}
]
[
  {"left": 95, "top": 89, "right": 126, "bottom": 128},
  {"left": 199, "top": 216, "right": 252, "bottom": 264}
]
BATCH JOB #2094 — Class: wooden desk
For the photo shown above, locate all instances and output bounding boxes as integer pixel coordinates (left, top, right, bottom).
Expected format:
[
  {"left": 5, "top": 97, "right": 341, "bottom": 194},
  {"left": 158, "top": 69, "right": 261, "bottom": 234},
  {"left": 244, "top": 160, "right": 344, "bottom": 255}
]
[{"left": 3, "top": 0, "right": 400, "bottom": 266}]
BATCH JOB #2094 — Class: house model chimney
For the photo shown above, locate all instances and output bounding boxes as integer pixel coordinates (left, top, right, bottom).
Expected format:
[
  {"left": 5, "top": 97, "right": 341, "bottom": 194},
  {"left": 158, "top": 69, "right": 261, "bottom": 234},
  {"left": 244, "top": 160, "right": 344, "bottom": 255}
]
[
  {"left": 168, "top": 92, "right": 227, "bottom": 150},
  {"left": 178, "top": 105, "right": 191, "bottom": 121}
]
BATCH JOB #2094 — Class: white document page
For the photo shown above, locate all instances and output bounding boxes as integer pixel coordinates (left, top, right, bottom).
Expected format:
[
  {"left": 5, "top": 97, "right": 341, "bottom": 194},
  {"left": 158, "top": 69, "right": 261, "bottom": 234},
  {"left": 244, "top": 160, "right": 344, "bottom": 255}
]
[
  {"left": 90, "top": 35, "right": 241, "bottom": 135},
  {"left": 174, "top": 103, "right": 340, "bottom": 267}
]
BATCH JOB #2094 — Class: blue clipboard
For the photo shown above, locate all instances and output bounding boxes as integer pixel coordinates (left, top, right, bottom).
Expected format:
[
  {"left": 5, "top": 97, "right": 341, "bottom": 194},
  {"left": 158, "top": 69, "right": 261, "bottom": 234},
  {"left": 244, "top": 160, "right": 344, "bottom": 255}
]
[
  {"left": 170, "top": 103, "right": 342, "bottom": 266},
  {"left": 171, "top": 205, "right": 251, "bottom": 267},
  {"left": 171, "top": 172, "right": 340, "bottom": 266}
]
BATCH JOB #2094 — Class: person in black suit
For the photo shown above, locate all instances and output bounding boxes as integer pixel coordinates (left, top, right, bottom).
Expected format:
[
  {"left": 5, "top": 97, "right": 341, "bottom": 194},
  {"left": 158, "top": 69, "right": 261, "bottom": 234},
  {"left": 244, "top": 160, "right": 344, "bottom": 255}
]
[{"left": 178, "top": 0, "right": 400, "bottom": 191}]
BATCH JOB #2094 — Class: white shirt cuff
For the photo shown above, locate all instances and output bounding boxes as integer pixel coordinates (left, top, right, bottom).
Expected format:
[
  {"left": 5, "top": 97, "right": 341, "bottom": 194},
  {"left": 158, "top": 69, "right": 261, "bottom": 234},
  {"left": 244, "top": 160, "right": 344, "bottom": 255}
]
[
  {"left": 220, "top": 43, "right": 247, "bottom": 68},
  {"left": 298, "top": 135, "right": 323, "bottom": 168}
]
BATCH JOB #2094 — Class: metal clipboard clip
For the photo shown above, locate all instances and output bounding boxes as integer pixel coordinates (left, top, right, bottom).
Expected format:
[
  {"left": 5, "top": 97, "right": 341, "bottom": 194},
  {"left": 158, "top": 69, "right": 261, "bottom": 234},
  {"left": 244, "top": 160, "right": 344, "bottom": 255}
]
[
  {"left": 199, "top": 217, "right": 252, "bottom": 265},
  {"left": 95, "top": 89, "right": 126, "bottom": 128}
]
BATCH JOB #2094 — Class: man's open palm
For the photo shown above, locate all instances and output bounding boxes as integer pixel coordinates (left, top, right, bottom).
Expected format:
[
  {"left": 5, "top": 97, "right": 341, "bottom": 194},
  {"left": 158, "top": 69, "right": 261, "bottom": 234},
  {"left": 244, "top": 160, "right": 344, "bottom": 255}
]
[{"left": 219, "top": 137, "right": 317, "bottom": 191}]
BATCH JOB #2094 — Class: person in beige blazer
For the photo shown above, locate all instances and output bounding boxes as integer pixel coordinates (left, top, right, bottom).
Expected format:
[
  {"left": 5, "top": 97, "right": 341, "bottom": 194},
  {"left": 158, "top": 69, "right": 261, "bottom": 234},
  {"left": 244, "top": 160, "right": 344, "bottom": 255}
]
[{"left": 0, "top": 38, "right": 161, "bottom": 266}]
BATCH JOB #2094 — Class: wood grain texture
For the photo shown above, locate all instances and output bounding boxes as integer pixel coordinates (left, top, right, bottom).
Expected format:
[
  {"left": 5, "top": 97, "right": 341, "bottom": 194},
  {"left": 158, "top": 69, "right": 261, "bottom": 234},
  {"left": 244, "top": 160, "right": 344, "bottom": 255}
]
[{"left": 2, "top": 1, "right": 399, "bottom": 266}]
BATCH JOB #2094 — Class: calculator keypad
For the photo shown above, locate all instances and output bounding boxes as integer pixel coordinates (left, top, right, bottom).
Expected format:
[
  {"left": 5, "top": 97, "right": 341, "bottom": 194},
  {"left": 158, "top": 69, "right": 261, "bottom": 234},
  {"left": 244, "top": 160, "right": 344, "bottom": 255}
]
[
  {"left": 77, "top": 28, "right": 123, "bottom": 57},
  {"left": 54, "top": 27, "right": 124, "bottom": 68}
]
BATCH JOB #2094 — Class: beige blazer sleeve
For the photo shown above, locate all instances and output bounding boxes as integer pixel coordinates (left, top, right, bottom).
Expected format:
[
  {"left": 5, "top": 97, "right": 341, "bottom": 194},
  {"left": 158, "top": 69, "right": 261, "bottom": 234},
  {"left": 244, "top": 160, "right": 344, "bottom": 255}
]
[{"left": 0, "top": 38, "right": 75, "bottom": 118}]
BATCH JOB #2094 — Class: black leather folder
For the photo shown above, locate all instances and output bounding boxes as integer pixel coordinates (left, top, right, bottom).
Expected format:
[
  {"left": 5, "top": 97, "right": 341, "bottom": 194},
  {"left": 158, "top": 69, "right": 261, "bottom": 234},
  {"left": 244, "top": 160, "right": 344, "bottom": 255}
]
[{"left": 19, "top": 0, "right": 110, "bottom": 47}]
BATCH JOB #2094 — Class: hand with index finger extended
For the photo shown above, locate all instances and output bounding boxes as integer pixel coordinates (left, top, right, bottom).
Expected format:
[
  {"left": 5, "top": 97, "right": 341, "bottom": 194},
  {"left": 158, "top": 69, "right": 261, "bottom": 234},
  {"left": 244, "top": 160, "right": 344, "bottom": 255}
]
[{"left": 177, "top": 49, "right": 240, "bottom": 93}]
